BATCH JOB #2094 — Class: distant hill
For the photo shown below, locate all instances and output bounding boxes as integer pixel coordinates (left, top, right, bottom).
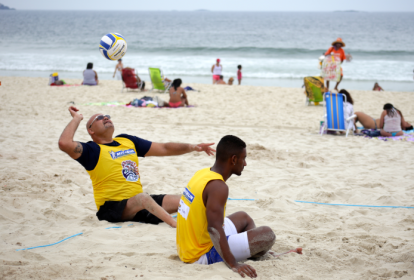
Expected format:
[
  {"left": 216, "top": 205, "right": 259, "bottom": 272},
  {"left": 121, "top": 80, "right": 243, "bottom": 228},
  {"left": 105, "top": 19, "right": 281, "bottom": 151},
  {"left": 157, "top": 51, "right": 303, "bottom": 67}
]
[
  {"left": 0, "top": 3, "right": 15, "bottom": 10},
  {"left": 194, "top": 9, "right": 209, "bottom": 12},
  {"left": 334, "top": 10, "right": 361, "bottom": 13}
]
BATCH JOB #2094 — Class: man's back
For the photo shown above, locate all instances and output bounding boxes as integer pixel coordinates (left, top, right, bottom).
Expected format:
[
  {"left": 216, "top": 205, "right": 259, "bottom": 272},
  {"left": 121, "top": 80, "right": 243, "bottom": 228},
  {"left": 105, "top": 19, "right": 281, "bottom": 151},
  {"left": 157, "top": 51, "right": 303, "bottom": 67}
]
[{"left": 176, "top": 168, "right": 225, "bottom": 263}]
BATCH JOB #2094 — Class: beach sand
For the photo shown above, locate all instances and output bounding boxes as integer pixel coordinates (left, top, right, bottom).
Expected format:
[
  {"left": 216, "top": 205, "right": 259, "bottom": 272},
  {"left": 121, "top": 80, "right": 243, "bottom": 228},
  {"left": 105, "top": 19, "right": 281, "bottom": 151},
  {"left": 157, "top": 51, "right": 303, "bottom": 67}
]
[{"left": 1, "top": 76, "right": 413, "bottom": 279}]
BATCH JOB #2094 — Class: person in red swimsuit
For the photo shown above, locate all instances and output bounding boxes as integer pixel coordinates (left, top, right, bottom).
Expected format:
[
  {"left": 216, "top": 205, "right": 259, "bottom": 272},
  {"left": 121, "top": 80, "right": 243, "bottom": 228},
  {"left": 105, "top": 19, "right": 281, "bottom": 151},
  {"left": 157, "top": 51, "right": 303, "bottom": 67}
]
[{"left": 324, "top": 38, "right": 346, "bottom": 92}]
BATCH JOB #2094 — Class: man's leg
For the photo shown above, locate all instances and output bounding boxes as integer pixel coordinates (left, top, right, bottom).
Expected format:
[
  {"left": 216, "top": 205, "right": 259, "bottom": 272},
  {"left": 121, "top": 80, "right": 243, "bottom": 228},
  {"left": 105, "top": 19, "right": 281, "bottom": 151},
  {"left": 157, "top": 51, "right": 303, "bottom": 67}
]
[
  {"left": 227, "top": 211, "right": 276, "bottom": 258},
  {"left": 334, "top": 75, "right": 343, "bottom": 91},
  {"left": 325, "top": 81, "right": 330, "bottom": 92},
  {"left": 161, "top": 194, "right": 180, "bottom": 214},
  {"left": 121, "top": 193, "right": 176, "bottom": 227}
]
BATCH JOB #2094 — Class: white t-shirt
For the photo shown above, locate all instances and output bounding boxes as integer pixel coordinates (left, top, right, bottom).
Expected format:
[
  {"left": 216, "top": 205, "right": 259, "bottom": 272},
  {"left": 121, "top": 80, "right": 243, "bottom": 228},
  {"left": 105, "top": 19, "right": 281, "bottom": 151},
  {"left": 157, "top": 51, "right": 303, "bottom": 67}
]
[{"left": 343, "top": 102, "right": 355, "bottom": 131}]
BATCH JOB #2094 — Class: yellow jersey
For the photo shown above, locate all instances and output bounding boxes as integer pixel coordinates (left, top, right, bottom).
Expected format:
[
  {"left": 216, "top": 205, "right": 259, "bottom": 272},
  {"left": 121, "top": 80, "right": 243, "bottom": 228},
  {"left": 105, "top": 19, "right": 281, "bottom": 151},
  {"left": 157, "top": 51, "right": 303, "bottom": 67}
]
[
  {"left": 87, "top": 137, "right": 144, "bottom": 209},
  {"left": 176, "top": 167, "right": 226, "bottom": 263}
]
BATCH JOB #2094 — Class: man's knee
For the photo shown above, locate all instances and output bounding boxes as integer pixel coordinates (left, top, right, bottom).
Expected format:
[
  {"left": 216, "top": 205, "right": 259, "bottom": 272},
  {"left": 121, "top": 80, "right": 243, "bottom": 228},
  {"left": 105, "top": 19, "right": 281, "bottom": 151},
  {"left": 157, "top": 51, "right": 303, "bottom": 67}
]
[
  {"left": 135, "top": 192, "right": 151, "bottom": 206},
  {"left": 258, "top": 226, "right": 276, "bottom": 244}
]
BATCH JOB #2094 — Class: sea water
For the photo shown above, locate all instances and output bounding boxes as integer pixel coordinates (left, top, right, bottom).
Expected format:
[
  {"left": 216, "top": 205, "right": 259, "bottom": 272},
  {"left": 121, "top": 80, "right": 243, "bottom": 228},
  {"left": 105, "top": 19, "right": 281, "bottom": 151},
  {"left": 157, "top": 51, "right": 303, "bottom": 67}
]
[{"left": 0, "top": 11, "right": 413, "bottom": 91}]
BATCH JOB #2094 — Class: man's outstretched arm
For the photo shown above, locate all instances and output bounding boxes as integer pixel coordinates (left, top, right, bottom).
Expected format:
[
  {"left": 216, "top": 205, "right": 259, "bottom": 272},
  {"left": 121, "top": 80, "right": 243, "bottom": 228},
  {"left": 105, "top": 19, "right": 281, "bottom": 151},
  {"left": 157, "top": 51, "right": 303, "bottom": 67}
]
[
  {"left": 205, "top": 181, "right": 257, "bottom": 279},
  {"left": 145, "top": 142, "right": 215, "bottom": 157},
  {"left": 58, "top": 106, "right": 84, "bottom": 160}
]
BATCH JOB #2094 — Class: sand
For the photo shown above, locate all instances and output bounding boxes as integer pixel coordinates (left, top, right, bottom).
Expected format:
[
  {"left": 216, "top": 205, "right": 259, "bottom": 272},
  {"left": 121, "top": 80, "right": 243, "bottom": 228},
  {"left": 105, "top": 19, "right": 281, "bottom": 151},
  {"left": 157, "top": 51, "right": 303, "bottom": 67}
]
[{"left": 1, "top": 76, "right": 413, "bottom": 279}]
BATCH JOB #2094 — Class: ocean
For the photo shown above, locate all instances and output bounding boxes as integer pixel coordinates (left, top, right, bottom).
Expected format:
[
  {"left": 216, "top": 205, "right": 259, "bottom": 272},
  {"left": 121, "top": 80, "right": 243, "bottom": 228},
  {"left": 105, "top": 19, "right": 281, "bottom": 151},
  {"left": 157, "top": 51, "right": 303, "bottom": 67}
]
[{"left": 1, "top": 10, "right": 413, "bottom": 91}]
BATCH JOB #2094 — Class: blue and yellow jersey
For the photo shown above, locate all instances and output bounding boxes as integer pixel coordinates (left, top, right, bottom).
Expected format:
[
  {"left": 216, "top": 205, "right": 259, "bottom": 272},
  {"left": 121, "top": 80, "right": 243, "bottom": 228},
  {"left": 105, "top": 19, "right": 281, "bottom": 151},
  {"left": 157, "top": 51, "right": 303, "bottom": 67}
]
[
  {"left": 176, "top": 167, "right": 226, "bottom": 263},
  {"left": 76, "top": 134, "right": 152, "bottom": 210}
]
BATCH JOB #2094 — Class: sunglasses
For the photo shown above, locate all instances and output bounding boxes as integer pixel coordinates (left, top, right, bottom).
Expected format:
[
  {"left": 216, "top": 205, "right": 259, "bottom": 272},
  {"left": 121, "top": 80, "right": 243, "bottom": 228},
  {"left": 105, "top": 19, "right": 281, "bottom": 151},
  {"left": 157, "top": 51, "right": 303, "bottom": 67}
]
[{"left": 89, "top": 115, "right": 110, "bottom": 128}]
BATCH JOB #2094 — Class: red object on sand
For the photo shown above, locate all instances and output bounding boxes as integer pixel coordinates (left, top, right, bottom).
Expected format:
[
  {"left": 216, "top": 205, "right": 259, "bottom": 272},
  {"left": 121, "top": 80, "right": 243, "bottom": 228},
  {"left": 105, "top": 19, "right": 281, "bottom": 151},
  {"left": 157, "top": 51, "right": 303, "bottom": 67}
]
[
  {"left": 273, "top": 248, "right": 302, "bottom": 258},
  {"left": 122, "top": 68, "right": 139, "bottom": 89}
]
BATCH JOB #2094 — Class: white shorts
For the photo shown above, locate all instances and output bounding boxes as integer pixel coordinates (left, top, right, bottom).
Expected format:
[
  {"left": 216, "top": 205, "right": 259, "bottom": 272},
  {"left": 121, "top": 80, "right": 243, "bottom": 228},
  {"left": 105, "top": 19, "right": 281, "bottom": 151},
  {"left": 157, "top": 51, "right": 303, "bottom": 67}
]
[{"left": 195, "top": 217, "right": 250, "bottom": 265}]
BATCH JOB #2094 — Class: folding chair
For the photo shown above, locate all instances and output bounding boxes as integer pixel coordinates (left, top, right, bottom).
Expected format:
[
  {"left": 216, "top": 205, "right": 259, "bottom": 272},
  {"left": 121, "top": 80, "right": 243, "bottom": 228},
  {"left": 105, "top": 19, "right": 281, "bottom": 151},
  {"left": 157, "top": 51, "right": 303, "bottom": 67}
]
[
  {"left": 121, "top": 68, "right": 144, "bottom": 92},
  {"left": 148, "top": 67, "right": 172, "bottom": 93},
  {"left": 321, "top": 92, "right": 356, "bottom": 137}
]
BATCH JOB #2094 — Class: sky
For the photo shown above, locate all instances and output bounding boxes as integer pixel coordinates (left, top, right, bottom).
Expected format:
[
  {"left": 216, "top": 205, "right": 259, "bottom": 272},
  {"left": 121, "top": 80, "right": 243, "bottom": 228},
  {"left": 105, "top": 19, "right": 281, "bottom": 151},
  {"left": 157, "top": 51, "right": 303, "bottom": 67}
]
[{"left": 2, "top": 0, "right": 414, "bottom": 12}]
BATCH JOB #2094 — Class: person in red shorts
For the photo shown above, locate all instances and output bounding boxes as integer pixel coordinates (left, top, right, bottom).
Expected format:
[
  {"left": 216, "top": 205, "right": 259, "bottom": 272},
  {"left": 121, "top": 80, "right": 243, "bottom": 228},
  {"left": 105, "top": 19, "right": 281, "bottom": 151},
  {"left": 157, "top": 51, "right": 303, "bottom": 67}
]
[
  {"left": 211, "top": 59, "right": 223, "bottom": 84},
  {"left": 324, "top": 38, "right": 346, "bottom": 92}
]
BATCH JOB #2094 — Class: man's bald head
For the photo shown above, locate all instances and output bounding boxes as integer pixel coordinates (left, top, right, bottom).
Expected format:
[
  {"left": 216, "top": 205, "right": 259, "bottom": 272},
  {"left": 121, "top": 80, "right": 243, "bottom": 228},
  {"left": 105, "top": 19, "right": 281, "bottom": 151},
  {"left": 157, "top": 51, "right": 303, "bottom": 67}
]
[{"left": 86, "top": 113, "right": 102, "bottom": 131}]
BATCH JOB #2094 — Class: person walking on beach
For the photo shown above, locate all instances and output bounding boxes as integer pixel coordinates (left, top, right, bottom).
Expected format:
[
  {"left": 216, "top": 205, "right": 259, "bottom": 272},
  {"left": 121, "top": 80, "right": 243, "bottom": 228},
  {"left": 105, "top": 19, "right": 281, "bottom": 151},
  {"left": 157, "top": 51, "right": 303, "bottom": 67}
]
[
  {"left": 237, "top": 65, "right": 242, "bottom": 85},
  {"left": 324, "top": 38, "right": 346, "bottom": 92},
  {"left": 176, "top": 135, "right": 276, "bottom": 278},
  {"left": 211, "top": 59, "right": 223, "bottom": 84},
  {"left": 113, "top": 59, "right": 123, "bottom": 80},
  {"left": 58, "top": 107, "right": 215, "bottom": 227}
]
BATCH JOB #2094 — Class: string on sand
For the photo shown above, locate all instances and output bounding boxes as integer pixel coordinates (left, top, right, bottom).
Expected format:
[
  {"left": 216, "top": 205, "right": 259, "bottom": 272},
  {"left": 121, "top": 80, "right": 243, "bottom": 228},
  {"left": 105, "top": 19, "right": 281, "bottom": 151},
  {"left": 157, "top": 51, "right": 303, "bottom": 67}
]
[
  {"left": 295, "top": 200, "right": 414, "bottom": 209},
  {"left": 16, "top": 232, "right": 83, "bottom": 251}
]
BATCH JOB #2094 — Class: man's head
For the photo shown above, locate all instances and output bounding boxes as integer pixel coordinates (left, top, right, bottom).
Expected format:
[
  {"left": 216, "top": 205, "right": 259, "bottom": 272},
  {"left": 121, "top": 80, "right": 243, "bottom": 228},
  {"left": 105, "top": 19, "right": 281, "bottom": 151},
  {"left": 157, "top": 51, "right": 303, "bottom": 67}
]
[
  {"left": 86, "top": 113, "right": 114, "bottom": 140},
  {"left": 216, "top": 135, "right": 247, "bottom": 176},
  {"left": 118, "top": 59, "right": 122, "bottom": 62},
  {"left": 219, "top": 75, "right": 224, "bottom": 80}
]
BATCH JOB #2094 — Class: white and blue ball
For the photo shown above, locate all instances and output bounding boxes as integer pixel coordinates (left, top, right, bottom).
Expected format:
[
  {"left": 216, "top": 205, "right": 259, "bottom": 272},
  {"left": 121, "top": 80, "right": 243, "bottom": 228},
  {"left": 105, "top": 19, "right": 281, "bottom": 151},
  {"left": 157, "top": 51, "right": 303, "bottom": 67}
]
[{"left": 99, "top": 33, "right": 127, "bottom": 61}]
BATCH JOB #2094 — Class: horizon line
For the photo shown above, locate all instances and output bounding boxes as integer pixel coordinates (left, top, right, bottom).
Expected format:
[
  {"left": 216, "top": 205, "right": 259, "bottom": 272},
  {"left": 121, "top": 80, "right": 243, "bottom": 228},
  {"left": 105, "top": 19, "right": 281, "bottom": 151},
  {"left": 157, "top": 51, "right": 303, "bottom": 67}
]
[{"left": 2, "top": 9, "right": 414, "bottom": 13}]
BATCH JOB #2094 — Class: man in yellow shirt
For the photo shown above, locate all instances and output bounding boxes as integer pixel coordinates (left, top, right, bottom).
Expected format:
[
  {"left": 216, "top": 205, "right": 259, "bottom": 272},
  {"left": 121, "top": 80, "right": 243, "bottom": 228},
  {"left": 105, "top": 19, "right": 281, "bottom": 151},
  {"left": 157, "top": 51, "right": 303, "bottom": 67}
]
[
  {"left": 176, "top": 135, "right": 276, "bottom": 278},
  {"left": 58, "top": 106, "right": 215, "bottom": 227}
]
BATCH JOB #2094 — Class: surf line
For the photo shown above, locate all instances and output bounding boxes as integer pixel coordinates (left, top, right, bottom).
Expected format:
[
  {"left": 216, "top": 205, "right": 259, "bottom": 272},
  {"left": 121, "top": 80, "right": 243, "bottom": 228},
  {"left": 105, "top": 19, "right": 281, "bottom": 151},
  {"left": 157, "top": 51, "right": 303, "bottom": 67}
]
[{"left": 295, "top": 200, "right": 414, "bottom": 209}]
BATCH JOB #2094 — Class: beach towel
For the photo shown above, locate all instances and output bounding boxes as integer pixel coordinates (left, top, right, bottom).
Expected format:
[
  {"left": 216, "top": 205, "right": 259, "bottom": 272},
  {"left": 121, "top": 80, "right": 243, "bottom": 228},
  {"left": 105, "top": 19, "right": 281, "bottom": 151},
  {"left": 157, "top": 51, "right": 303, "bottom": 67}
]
[{"left": 356, "top": 129, "right": 414, "bottom": 142}]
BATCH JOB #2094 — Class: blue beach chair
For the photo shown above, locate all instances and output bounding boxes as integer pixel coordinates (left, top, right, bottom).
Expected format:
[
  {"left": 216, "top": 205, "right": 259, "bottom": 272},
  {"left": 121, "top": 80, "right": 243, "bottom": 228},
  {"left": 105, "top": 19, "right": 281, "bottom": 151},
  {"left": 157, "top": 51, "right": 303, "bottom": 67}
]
[{"left": 320, "top": 92, "right": 356, "bottom": 137}]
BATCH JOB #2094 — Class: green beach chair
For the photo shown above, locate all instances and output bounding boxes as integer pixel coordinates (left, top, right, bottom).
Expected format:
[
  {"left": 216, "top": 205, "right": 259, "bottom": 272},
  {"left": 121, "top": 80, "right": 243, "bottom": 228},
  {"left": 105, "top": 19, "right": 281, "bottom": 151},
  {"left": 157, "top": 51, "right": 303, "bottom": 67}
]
[{"left": 148, "top": 67, "right": 172, "bottom": 93}]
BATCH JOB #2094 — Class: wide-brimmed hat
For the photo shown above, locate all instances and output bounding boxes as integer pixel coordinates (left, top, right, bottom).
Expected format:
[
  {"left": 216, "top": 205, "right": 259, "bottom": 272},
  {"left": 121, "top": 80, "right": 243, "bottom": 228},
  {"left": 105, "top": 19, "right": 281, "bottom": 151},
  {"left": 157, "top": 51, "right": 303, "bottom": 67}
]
[{"left": 332, "top": 38, "right": 345, "bottom": 47}]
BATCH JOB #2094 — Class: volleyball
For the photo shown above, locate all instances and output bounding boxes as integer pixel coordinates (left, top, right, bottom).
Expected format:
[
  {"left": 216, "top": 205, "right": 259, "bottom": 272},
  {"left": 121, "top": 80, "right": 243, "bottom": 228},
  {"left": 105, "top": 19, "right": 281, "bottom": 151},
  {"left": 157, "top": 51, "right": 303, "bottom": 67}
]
[{"left": 99, "top": 33, "right": 127, "bottom": 61}]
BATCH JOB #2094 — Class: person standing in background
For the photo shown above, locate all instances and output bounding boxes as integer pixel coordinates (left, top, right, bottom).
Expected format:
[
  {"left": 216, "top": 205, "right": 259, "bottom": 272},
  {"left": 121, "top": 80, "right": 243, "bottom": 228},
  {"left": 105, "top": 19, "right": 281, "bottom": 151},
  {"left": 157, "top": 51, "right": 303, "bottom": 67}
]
[
  {"left": 211, "top": 59, "right": 223, "bottom": 84},
  {"left": 324, "top": 38, "right": 346, "bottom": 92},
  {"left": 237, "top": 65, "right": 242, "bottom": 85},
  {"left": 113, "top": 59, "right": 123, "bottom": 80}
]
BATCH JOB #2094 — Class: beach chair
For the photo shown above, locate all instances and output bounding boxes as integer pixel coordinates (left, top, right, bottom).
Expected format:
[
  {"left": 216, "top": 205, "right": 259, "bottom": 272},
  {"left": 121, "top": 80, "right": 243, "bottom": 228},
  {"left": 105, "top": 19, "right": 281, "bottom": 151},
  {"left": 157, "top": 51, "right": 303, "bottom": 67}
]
[
  {"left": 121, "top": 68, "right": 144, "bottom": 92},
  {"left": 304, "top": 76, "right": 324, "bottom": 106},
  {"left": 148, "top": 67, "right": 172, "bottom": 93},
  {"left": 320, "top": 92, "right": 356, "bottom": 137}
]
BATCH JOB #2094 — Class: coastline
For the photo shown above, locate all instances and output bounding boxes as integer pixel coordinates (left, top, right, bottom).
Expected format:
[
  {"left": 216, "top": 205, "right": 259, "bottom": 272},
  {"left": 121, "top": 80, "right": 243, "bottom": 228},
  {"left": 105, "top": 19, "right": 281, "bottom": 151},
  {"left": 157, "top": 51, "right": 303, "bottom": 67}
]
[
  {"left": 1, "top": 71, "right": 413, "bottom": 92},
  {"left": 1, "top": 76, "right": 413, "bottom": 279}
]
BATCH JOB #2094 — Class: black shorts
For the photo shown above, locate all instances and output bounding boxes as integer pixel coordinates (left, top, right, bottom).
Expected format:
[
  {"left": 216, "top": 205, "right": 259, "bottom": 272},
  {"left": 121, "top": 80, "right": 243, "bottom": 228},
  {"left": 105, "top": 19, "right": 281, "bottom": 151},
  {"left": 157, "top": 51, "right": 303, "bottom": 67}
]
[{"left": 96, "top": 194, "right": 166, "bottom": 224}]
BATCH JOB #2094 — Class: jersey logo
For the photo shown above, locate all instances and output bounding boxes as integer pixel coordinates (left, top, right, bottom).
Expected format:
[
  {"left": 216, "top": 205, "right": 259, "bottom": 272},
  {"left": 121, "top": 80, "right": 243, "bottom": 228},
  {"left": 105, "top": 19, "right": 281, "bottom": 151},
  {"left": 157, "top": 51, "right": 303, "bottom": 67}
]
[
  {"left": 121, "top": 160, "right": 139, "bottom": 182},
  {"left": 109, "top": 149, "right": 136, "bottom": 160},
  {"left": 183, "top": 187, "right": 194, "bottom": 204}
]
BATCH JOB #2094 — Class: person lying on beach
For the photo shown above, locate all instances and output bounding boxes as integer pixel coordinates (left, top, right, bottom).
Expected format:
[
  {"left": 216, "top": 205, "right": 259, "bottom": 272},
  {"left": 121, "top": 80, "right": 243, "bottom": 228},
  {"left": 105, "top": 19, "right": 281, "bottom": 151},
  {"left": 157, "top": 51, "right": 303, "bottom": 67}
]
[
  {"left": 58, "top": 107, "right": 215, "bottom": 227},
  {"left": 373, "top": 82, "right": 384, "bottom": 91},
  {"left": 168, "top": 79, "right": 189, "bottom": 108},
  {"left": 354, "top": 108, "right": 412, "bottom": 133},
  {"left": 217, "top": 75, "right": 227, "bottom": 85},
  {"left": 176, "top": 135, "right": 276, "bottom": 278},
  {"left": 82, "top": 62, "right": 99, "bottom": 86}
]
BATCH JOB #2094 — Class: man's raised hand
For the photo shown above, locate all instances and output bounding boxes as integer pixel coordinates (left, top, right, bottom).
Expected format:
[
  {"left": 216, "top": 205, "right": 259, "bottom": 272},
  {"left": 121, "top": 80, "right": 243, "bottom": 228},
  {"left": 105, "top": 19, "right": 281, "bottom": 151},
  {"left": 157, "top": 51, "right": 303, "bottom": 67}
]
[
  {"left": 68, "top": 106, "right": 83, "bottom": 120},
  {"left": 193, "top": 143, "right": 216, "bottom": 156}
]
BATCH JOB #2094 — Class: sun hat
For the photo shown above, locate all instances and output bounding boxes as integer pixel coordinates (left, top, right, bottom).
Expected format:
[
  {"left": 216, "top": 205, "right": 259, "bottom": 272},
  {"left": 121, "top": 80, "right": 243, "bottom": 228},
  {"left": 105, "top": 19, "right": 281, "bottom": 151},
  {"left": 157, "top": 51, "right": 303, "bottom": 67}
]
[{"left": 332, "top": 38, "right": 345, "bottom": 47}]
